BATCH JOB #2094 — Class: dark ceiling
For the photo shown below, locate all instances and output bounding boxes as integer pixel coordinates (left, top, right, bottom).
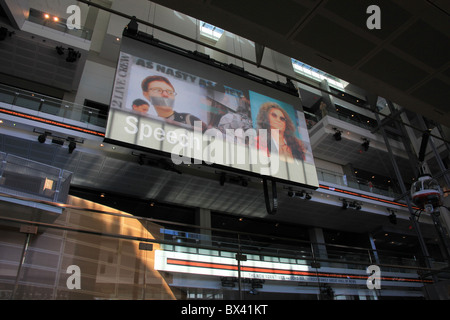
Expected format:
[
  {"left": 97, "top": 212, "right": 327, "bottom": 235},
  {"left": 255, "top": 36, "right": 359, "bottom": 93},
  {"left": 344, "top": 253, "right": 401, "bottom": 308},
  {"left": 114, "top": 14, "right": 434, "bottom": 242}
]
[{"left": 150, "top": 0, "right": 450, "bottom": 127}]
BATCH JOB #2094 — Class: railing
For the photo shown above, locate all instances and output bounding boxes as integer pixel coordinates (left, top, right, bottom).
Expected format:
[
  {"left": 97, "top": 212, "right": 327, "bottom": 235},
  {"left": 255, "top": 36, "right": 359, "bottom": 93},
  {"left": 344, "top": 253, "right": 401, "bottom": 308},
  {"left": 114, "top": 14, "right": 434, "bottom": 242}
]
[
  {"left": 27, "top": 8, "right": 93, "bottom": 41},
  {"left": 316, "top": 167, "right": 402, "bottom": 199},
  {"left": 0, "top": 152, "right": 72, "bottom": 203},
  {"left": 0, "top": 83, "right": 107, "bottom": 129},
  {"left": 307, "top": 105, "right": 402, "bottom": 142},
  {"left": 0, "top": 192, "right": 447, "bottom": 300},
  {"left": 156, "top": 225, "right": 435, "bottom": 275}
]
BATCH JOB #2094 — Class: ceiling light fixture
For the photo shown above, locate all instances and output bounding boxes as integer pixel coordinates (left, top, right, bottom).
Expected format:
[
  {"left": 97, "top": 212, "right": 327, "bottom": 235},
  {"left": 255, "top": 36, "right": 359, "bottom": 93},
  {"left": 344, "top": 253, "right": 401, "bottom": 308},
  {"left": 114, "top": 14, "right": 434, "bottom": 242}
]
[
  {"left": 333, "top": 128, "right": 342, "bottom": 141},
  {"left": 361, "top": 138, "right": 370, "bottom": 151}
]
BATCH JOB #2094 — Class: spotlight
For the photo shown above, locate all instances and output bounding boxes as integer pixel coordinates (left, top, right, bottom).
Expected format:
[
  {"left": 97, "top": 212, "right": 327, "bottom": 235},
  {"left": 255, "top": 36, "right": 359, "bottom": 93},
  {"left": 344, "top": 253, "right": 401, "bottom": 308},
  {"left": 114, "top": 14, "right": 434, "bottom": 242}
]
[
  {"left": 125, "top": 16, "right": 138, "bottom": 36},
  {"left": 296, "top": 191, "right": 305, "bottom": 198},
  {"left": 56, "top": 46, "right": 65, "bottom": 55},
  {"left": 288, "top": 189, "right": 311, "bottom": 200},
  {"left": 389, "top": 212, "right": 397, "bottom": 225},
  {"left": 361, "top": 138, "right": 370, "bottom": 151},
  {"left": 68, "top": 140, "right": 76, "bottom": 154},
  {"left": 38, "top": 133, "right": 47, "bottom": 143},
  {"left": 342, "top": 200, "right": 362, "bottom": 210},
  {"left": 66, "top": 48, "right": 81, "bottom": 62},
  {"left": 333, "top": 128, "right": 342, "bottom": 141}
]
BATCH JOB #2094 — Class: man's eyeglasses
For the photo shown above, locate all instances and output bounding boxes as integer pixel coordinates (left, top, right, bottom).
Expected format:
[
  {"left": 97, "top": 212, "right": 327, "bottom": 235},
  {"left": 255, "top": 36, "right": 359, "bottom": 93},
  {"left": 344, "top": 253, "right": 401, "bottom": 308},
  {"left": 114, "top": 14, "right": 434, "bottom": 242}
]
[
  {"left": 270, "top": 112, "right": 286, "bottom": 122},
  {"left": 148, "top": 88, "right": 177, "bottom": 96}
]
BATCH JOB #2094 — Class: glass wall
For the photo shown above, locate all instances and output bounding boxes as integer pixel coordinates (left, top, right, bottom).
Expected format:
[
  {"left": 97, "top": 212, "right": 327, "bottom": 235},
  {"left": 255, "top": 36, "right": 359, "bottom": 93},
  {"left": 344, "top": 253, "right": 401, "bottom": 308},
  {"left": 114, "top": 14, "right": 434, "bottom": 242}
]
[{"left": 0, "top": 194, "right": 438, "bottom": 300}]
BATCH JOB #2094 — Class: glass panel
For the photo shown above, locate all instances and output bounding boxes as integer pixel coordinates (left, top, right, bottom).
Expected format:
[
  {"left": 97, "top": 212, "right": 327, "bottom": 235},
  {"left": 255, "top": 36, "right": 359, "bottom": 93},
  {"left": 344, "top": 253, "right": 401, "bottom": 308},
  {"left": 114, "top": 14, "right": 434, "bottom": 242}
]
[{"left": 0, "top": 194, "right": 438, "bottom": 300}]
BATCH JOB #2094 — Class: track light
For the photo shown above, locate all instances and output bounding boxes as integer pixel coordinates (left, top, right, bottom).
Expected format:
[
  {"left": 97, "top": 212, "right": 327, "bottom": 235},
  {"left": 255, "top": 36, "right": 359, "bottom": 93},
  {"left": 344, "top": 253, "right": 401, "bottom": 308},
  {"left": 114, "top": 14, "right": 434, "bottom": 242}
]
[
  {"left": 56, "top": 46, "right": 80, "bottom": 62},
  {"left": 125, "top": 16, "right": 138, "bottom": 35},
  {"left": 52, "top": 138, "right": 64, "bottom": 145},
  {"left": 389, "top": 212, "right": 397, "bottom": 224},
  {"left": 333, "top": 128, "right": 342, "bottom": 141},
  {"left": 66, "top": 48, "right": 81, "bottom": 62},
  {"left": 288, "top": 189, "right": 311, "bottom": 200},
  {"left": 38, "top": 133, "right": 47, "bottom": 143},
  {"left": 361, "top": 138, "right": 370, "bottom": 151},
  {"left": 388, "top": 210, "right": 397, "bottom": 224},
  {"left": 56, "top": 46, "right": 65, "bottom": 55},
  {"left": 341, "top": 199, "right": 362, "bottom": 210},
  {"left": 68, "top": 140, "right": 76, "bottom": 154},
  {"left": 342, "top": 199, "right": 348, "bottom": 209},
  {"left": 296, "top": 191, "right": 305, "bottom": 198}
]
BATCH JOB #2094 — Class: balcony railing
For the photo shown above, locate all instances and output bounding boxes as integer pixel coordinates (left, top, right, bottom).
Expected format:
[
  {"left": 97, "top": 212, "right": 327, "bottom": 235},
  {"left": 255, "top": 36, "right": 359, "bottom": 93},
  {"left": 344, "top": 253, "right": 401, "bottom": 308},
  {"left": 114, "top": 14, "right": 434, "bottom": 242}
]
[
  {"left": 27, "top": 8, "right": 92, "bottom": 41},
  {"left": 0, "top": 83, "right": 107, "bottom": 130},
  {"left": 316, "top": 167, "right": 402, "bottom": 199},
  {"left": 0, "top": 192, "right": 445, "bottom": 300},
  {"left": 0, "top": 152, "right": 72, "bottom": 203}
]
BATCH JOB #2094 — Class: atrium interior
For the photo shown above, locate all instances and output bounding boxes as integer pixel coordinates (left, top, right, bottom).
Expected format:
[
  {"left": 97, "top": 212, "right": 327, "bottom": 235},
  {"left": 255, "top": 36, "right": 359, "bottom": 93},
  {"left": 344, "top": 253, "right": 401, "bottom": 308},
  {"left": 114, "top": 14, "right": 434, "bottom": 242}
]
[{"left": 0, "top": 0, "right": 449, "bottom": 300}]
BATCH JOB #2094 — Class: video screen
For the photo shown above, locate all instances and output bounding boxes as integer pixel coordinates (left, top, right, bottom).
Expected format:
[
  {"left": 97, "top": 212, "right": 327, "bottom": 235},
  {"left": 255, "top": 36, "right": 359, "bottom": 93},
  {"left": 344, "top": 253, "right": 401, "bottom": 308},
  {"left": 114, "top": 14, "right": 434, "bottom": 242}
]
[{"left": 105, "top": 36, "right": 318, "bottom": 188}]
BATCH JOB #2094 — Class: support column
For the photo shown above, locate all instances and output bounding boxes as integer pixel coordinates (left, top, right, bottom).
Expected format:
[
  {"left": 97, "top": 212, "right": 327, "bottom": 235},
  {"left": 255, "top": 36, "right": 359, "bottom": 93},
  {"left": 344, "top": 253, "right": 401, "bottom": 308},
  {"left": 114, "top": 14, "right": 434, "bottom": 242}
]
[
  {"left": 368, "top": 96, "right": 435, "bottom": 275},
  {"left": 309, "top": 227, "right": 328, "bottom": 262},
  {"left": 368, "top": 233, "right": 380, "bottom": 265},
  {"left": 319, "top": 79, "right": 335, "bottom": 118},
  {"left": 195, "top": 208, "right": 212, "bottom": 246}
]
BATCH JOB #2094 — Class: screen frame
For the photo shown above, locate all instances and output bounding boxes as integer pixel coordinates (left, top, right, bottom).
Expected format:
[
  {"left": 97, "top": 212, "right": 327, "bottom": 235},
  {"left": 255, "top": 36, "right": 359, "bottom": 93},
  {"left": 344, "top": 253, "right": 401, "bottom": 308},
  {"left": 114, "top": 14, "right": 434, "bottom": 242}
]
[{"left": 105, "top": 31, "right": 318, "bottom": 190}]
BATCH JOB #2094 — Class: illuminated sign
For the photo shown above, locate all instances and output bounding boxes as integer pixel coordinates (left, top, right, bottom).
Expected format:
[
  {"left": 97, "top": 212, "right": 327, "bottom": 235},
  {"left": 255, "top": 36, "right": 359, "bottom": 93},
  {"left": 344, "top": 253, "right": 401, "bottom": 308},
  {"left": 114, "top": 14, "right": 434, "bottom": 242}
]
[{"left": 106, "top": 36, "right": 318, "bottom": 188}]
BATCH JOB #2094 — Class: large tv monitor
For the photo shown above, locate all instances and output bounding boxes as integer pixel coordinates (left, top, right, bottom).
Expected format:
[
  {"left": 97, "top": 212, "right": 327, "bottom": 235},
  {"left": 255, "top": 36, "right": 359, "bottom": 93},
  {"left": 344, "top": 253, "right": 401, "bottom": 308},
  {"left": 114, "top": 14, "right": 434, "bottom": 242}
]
[{"left": 105, "top": 35, "right": 318, "bottom": 189}]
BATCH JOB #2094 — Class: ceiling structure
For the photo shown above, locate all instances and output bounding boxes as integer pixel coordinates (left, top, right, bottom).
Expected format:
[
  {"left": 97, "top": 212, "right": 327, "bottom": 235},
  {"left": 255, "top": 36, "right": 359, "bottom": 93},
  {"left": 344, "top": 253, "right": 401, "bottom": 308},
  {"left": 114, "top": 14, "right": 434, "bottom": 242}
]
[
  {"left": 0, "top": 124, "right": 438, "bottom": 242},
  {"left": 0, "top": 0, "right": 447, "bottom": 248},
  {"left": 149, "top": 0, "right": 450, "bottom": 127}
]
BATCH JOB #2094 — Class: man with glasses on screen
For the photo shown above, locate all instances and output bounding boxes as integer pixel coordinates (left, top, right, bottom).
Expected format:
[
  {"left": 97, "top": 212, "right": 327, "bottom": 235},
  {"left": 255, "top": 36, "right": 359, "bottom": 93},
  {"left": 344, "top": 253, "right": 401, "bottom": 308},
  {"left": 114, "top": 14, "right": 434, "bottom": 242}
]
[{"left": 141, "top": 75, "right": 206, "bottom": 131}]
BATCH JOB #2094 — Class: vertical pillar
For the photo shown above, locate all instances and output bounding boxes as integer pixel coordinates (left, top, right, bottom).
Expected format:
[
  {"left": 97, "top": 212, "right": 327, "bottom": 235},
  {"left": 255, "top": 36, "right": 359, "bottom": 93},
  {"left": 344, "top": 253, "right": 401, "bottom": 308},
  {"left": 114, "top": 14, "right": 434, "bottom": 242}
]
[
  {"left": 309, "top": 227, "right": 328, "bottom": 261},
  {"left": 342, "top": 163, "right": 357, "bottom": 187},
  {"left": 368, "top": 233, "right": 380, "bottom": 265},
  {"left": 368, "top": 96, "right": 434, "bottom": 275},
  {"left": 319, "top": 79, "right": 335, "bottom": 118},
  {"left": 195, "top": 208, "right": 212, "bottom": 246}
]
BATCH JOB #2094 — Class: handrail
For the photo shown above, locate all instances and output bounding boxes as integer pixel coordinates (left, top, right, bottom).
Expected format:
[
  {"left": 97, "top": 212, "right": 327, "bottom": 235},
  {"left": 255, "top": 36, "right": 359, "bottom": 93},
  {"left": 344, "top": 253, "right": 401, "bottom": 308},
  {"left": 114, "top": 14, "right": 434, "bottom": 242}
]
[
  {"left": 27, "top": 7, "right": 93, "bottom": 41},
  {"left": 0, "top": 191, "right": 442, "bottom": 275},
  {"left": 0, "top": 83, "right": 107, "bottom": 128}
]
